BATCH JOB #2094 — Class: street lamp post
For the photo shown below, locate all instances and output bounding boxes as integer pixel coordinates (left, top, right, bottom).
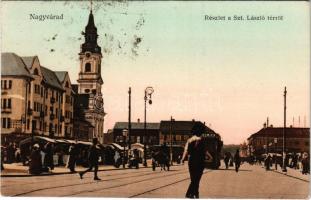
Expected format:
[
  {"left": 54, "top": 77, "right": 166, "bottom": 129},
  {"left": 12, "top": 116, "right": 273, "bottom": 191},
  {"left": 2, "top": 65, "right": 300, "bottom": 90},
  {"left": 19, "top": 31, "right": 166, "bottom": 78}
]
[
  {"left": 282, "top": 87, "right": 287, "bottom": 172},
  {"left": 143, "top": 86, "right": 154, "bottom": 167},
  {"left": 274, "top": 138, "right": 278, "bottom": 170},
  {"left": 274, "top": 138, "right": 277, "bottom": 153},
  {"left": 122, "top": 129, "right": 128, "bottom": 169}
]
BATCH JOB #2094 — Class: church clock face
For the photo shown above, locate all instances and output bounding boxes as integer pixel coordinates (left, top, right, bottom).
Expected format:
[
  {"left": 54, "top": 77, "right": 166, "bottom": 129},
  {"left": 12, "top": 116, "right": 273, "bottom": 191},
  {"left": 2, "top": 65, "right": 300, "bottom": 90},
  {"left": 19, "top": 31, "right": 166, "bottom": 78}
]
[
  {"left": 86, "top": 53, "right": 91, "bottom": 58},
  {"left": 94, "top": 95, "right": 103, "bottom": 110}
]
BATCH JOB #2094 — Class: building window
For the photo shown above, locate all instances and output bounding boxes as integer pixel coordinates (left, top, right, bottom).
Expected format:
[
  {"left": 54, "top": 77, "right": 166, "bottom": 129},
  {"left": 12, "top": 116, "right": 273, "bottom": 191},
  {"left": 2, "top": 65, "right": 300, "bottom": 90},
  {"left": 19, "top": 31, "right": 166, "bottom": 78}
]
[
  {"left": 8, "top": 80, "right": 12, "bottom": 89},
  {"left": 85, "top": 63, "right": 91, "bottom": 72},
  {"left": 45, "top": 89, "right": 48, "bottom": 99},
  {"left": 65, "top": 81, "right": 69, "bottom": 88},
  {"left": 7, "top": 99, "right": 11, "bottom": 109},
  {"left": 2, "top": 99, "right": 7, "bottom": 109},
  {"left": 1, "top": 118, "right": 11, "bottom": 128},
  {"left": 2, "top": 118, "right": 6, "bottom": 128},
  {"left": 34, "top": 68, "right": 39, "bottom": 75},
  {"left": 305, "top": 141, "right": 309, "bottom": 146},
  {"left": 2, "top": 80, "right": 14, "bottom": 89},
  {"left": 3, "top": 80, "right": 7, "bottom": 89},
  {"left": 41, "top": 87, "right": 44, "bottom": 97},
  {"left": 85, "top": 89, "right": 90, "bottom": 93},
  {"left": 27, "top": 119, "right": 30, "bottom": 130},
  {"left": 32, "top": 120, "right": 37, "bottom": 130}
]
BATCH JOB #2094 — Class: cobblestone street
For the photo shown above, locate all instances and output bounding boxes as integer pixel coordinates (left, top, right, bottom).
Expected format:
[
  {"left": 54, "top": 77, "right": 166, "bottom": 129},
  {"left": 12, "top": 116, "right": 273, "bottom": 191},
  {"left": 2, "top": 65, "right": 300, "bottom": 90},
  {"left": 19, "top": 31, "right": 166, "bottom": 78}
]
[{"left": 1, "top": 162, "right": 309, "bottom": 198}]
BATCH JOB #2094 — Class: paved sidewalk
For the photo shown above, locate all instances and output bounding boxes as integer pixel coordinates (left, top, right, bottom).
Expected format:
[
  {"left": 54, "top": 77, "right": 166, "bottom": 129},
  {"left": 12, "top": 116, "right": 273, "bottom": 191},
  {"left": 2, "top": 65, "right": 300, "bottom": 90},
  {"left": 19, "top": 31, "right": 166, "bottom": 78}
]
[
  {"left": 0, "top": 161, "right": 153, "bottom": 177},
  {"left": 258, "top": 163, "right": 309, "bottom": 182}
]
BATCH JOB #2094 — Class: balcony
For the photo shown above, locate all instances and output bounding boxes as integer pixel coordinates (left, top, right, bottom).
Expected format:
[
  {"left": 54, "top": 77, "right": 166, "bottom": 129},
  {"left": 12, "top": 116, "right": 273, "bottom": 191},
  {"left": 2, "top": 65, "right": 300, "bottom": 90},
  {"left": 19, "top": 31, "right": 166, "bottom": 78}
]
[
  {"left": 1, "top": 107, "right": 12, "bottom": 113},
  {"left": 50, "top": 113, "right": 55, "bottom": 120},
  {"left": 27, "top": 108, "right": 33, "bottom": 115},
  {"left": 50, "top": 97, "right": 55, "bottom": 104}
]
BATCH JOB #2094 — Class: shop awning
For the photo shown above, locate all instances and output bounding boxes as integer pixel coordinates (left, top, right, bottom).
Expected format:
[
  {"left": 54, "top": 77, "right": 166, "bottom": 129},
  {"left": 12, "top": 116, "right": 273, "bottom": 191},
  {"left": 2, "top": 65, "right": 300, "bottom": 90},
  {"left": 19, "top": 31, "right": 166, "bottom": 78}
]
[{"left": 19, "top": 136, "right": 56, "bottom": 146}]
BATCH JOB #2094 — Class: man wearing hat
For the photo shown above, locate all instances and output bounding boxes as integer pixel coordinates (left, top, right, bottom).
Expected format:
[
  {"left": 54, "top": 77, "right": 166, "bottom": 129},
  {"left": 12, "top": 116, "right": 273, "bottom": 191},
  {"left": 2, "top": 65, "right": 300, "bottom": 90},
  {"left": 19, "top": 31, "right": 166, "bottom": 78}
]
[{"left": 181, "top": 122, "right": 213, "bottom": 199}]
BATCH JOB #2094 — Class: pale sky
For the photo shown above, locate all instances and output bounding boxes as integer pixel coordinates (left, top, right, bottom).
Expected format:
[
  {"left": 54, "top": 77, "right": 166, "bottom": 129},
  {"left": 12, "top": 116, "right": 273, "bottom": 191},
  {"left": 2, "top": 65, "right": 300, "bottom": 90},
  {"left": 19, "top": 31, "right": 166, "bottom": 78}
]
[{"left": 1, "top": 1, "right": 310, "bottom": 144}]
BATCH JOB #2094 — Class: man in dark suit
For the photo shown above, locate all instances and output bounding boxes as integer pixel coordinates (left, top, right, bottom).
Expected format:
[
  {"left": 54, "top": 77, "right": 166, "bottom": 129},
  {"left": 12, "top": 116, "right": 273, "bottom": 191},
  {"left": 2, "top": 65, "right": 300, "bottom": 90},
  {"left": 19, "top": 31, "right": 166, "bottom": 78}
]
[
  {"left": 181, "top": 122, "right": 213, "bottom": 199},
  {"left": 79, "top": 138, "right": 101, "bottom": 180}
]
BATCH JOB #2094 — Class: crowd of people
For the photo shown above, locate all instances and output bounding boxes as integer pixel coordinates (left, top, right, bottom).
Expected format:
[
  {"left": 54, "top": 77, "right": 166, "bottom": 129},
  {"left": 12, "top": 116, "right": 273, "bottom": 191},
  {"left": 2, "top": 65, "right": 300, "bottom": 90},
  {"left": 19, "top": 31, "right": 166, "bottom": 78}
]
[
  {"left": 1, "top": 142, "right": 22, "bottom": 170},
  {"left": 248, "top": 152, "right": 310, "bottom": 174}
]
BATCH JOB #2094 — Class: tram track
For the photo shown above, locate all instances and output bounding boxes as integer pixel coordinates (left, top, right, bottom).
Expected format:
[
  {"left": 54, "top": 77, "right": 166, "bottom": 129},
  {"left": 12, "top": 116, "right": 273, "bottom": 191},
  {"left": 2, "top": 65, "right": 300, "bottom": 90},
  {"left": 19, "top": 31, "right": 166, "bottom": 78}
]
[
  {"left": 12, "top": 167, "right": 188, "bottom": 196},
  {"left": 129, "top": 170, "right": 211, "bottom": 198},
  {"left": 63, "top": 168, "right": 193, "bottom": 197},
  {"left": 2, "top": 167, "right": 149, "bottom": 188}
]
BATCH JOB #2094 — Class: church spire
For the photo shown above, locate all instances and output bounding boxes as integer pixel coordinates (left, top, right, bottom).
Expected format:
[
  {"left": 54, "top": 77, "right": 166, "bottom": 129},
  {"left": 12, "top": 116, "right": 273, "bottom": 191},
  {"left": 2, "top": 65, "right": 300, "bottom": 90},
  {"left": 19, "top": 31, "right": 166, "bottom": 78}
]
[{"left": 80, "top": 8, "right": 101, "bottom": 54}]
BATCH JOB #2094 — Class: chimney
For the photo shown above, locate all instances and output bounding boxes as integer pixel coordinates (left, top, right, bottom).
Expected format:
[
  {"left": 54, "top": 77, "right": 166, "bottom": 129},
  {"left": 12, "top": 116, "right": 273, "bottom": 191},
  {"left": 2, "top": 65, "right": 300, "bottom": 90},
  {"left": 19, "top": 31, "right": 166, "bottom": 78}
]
[
  {"left": 192, "top": 119, "right": 195, "bottom": 122},
  {"left": 263, "top": 123, "right": 267, "bottom": 128},
  {"left": 137, "top": 118, "right": 140, "bottom": 123}
]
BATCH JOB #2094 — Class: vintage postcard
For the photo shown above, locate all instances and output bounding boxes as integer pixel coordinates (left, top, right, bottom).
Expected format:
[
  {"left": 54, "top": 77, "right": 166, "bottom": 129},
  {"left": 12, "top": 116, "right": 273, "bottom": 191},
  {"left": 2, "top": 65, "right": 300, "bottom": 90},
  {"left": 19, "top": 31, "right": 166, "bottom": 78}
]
[{"left": 0, "top": 0, "right": 310, "bottom": 198}]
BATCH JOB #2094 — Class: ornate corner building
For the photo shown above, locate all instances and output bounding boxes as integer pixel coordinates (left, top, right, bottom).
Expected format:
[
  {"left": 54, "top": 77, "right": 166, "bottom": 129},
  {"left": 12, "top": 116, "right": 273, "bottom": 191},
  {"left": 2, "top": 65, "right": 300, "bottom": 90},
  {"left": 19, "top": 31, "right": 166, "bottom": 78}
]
[
  {"left": 74, "top": 10, "right": 106, "bottom": 143},
  {"left": 1, "top": 53, "right": 75, "bottom": 144}
]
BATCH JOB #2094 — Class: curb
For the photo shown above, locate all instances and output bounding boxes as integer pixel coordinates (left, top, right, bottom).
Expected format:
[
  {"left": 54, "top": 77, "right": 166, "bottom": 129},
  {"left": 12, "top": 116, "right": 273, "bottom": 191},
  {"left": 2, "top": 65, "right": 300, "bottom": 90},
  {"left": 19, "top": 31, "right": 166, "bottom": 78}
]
[
  {"left": 1, "top": 166, "right": 151, "bottom": 178},
  {"left": 271, "top": 168, "right": 309, "bottom": 183}
]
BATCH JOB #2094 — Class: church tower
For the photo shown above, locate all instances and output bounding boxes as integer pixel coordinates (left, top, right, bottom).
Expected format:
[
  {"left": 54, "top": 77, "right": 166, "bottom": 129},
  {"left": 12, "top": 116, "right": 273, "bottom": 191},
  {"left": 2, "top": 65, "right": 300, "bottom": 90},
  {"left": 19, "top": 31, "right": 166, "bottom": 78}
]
[
  {"left": 77, "top": 9, "right": 105, "bottom": 143},
  {"left": 78, "top": 10, "right": 103, "bottom": 94}
]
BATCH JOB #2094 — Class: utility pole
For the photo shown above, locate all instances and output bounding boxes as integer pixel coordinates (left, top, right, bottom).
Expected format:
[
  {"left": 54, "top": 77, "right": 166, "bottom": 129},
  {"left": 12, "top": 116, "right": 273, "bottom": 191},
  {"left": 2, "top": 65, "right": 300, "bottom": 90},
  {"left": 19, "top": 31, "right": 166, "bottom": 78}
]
[
  {"left": 128, "top": 87, "right": 131, "bottom": 150},
  {"left": 170, "top": 116, "right": 174, "bottom": 166},
  {"left": 282, "top": 87, "right": 287, "bottom": 172}
]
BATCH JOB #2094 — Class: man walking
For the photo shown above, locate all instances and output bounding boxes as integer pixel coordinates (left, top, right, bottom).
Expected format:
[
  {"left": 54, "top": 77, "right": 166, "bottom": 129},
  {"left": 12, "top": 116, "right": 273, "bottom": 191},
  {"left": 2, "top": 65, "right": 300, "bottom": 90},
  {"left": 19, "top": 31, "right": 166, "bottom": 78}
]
[
  {"left": 67, "top": 143, "right": 77, "bottom": 173},
  {"left": 234, "top": 149, "right": 241, "bottom": 172},
  {"left": 79, "top": 138, "right": 101, "bottom": 180},
  {"left": 181, "top": 122, "right": 213, "bottom": 199}
]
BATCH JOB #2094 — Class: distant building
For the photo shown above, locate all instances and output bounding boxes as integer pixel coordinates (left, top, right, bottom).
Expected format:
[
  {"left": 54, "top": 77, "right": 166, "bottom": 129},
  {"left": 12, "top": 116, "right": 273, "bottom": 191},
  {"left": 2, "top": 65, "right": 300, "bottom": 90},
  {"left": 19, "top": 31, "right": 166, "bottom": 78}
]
[
  {"left": 112, "top": 122, "right": 160, "bottom": 146},
  {"left": 103, "top": 129, "right": 114, "bottom": 144},
  {"left": 110, "top": 120, "right": 219, "bottom": 147},
  {"left": 159, "top": 120, "right": 219, "bottom": 146},
  {"left": 247, "top": 126, "right": 310, "bottom": 156},
  {"left": 1, "top": 53, "right": 74, "bottom": 144}
]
